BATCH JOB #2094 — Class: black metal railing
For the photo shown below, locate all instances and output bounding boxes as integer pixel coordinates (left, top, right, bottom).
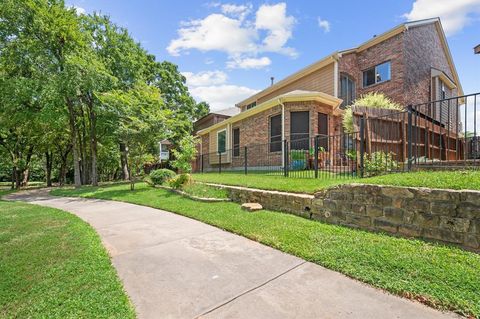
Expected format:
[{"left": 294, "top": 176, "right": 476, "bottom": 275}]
[{"left": 193, "top": 92, "right": 480, "bottom": 179}]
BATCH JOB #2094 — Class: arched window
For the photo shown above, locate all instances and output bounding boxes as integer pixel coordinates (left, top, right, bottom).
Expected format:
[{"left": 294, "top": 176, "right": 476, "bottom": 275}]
[{"left": 340, "top": 74, "right": 356, "bottom": 108}]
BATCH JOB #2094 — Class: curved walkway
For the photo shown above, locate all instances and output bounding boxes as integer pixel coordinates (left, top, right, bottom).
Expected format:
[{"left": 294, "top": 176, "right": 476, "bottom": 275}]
[{"left": 6, "top": 189, "right": 460, "bottom": 319}]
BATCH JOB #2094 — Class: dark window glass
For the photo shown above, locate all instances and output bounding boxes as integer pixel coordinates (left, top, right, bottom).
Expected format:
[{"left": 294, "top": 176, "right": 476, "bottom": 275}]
[
  {"left": 217, "top": 130, "right": 226, "bottom": 154},
  {"left": 363, "top": 68, "right": 376, "bottom": 87},
  {"left": 290, "top": 111, "right": 309, "bottom": 150},
  {"left": 233, "top": 128, "right": 240, "bottom": 157},
  {"left": 363, "top": 61, "right": 391, "bottom": 87},
  {"left": 318, "top": 113, "right": 329, "bottom": 151},
  {"left": 270, "top": 114, "right": 282, "bottom": 152},
  {"left": 246, "top": 102, "right": 257, "bottom": 110},
  {"left": 340, "top": 74, "right": 356, "bottom": 107}
]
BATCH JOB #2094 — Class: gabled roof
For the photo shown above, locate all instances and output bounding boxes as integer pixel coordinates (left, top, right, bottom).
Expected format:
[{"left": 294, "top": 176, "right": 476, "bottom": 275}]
[
  {"left": 198, "top": 90, "right": 343, "bottom": 135},
  {"left": 237, "top": 18, "right": 463, "bottom": 106}
]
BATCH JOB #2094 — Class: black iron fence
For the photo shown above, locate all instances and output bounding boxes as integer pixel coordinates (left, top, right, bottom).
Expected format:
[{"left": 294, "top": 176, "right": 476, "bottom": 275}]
[{"left": 193, "top": 93, "right": 480, "bottom": 178}]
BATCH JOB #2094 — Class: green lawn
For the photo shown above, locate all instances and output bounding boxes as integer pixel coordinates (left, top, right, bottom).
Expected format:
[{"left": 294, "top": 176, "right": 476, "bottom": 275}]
[
  {"left": 193, "top": 172, "right": 351, "bottom": 193},
  {"left": 193, "top": 170, "right": 480, "bottom": 193},
  {"left": 182, "top": 183, "right": 229, "bottom": 199},
  {"left": 52, "top": 183, "right": 480, "bottom": 317},
  {"left": 362, "top": 170, "right": 480, "bottom": 190},
  {"left": 0, "top": 194, "right": 135, "bottom": 318}
]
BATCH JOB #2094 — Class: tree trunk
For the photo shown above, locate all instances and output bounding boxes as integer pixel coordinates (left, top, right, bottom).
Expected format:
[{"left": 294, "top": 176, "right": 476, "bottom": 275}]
[
  {"left": 45, "top": 151, "right": 53, "bottom": 187},
  {"left": 11, "top": 167, "right": 15, "bottom": 190},
  {"left": 87, "top": 98, "right": 98, "bottom": 186},
  {"left": 119, "top": 142, "right": 129, "bottom": 181},
  {"left": 21, "top": 146, "right": 34, "bottom": 187},
  {"left": 67, "top": 99, "right": 82, "bottom": 187},
  {"left": 58, "top": 144, "right": 71, "bottom": 186}
]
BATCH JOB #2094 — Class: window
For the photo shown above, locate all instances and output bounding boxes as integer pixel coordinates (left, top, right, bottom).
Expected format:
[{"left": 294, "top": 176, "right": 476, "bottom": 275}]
[
  {"left": 363, "top": 61, "right": 391, "bottom": 87},
  {"left": 441, "top": 82, "right": 446, "bottom": 99},
  {"left": 233, "top": 128, "right": 240, "bottom": 157},
  {"left": 340, "top": 74, "right": 356, "bottom": 107},
  {"left": 318, "top": 113, "right": 329, "bottom": 151},
  {"left": 269, "top": 114, "right": 282, "bottom": 152},
  {"left": 246, "top": 102, "right": 257, "bottom": 110},
  {"left": 290, "top": 111, "right": 310, "bottom": 150},
  {"left": 217, "top": 130, "right": 226, "bottom": 154}
]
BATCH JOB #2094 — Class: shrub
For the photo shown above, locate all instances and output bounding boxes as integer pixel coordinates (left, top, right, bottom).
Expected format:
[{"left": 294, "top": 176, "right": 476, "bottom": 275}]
[
  {"left": 291, "top": 150, "right": 307, "bottom": 160},
  {"left": 363, "top": 151, "right": 398, "bottom": 177},
  {"left": 343, "top": 92, "right": 403, "bottom": 133},
  {"left": 168, "top": 173, "right": 192, "bottom": 189},
  {"left": 149, "top": 169, "right": 176, "bottom": 185},
  {"left": 172, "top": 135, "right": 198, "bottom": 173}
]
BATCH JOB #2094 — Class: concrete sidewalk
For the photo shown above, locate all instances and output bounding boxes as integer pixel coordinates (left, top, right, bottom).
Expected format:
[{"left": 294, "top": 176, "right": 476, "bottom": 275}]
[{"left": 6, "top": 189, "right": 460, "bottom": 319}]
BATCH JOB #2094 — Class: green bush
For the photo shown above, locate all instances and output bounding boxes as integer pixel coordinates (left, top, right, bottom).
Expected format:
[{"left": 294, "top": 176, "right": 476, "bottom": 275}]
[
  {"left": 149, "top": 169, "right": 176, "bottom": 185},
  {"left": 343, "top": 92, "right": 403, "bottom": 133},
  {"left": 290, "top": 150, "right": 307, "bottom": 160},
  {"left": 363, "top": 151, "right": 398, "bottom": 177},
  {"left": 168, "top": 173, "right": 192, "bottom": 189},
  {"left": 172, "top": 135, "right": 198, "bottom": 173}
]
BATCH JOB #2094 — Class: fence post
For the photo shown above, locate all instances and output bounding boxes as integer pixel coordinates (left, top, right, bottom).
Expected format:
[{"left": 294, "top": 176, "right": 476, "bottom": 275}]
[
  {"left": 201, "top": 154, "right": 204, "bottom": 173},
  {"left": 244, "top": 146, "right": 248, "bottom": 175},
  {"left": 360, "top": 116, "right": 365, "bottom": 178},
  {"left": 407, "top": 104, "right": 413, "bottom": 171},
  {"left": 283, "top": 139, "right": 288, "bottom": 177},
  {"left": 218, "top": 152, "right": 221, "bottom": 174},
  {"left": 314, "top": 136, "right": 319, "bottom": 178}
]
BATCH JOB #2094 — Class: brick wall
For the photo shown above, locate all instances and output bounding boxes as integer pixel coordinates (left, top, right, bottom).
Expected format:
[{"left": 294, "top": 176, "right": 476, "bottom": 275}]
[
  {"left": 199, "top": 101, "right": 343, "bottom": 169},
  {"left": 404, "top": 23, "right": 457, "bottom": 105},
  {"left": 338, "top": 32, "right": 406, "bottom": 106},
  {"left": 313, "top": 184, "right": 480, "bottom": 250}
]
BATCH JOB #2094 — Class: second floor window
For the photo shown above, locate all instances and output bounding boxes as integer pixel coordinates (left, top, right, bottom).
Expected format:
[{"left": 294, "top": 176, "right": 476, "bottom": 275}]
[
  {"left": 363, "top": 61, "right": 391, "bottom": 87},
  {"left": 340, "top": 74, "right": 356, "bottom": 107},
  {"left": 246, "top": 102, "right": 257, "bottom": 110}
]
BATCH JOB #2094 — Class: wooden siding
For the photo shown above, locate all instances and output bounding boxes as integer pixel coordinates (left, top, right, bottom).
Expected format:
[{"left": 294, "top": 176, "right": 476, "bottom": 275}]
[
  {"left": 245, "top": 63, "right": 335, "bottom": 106},
  {"left": 208, "top": 124, "right": 231, "bottom": 164}
]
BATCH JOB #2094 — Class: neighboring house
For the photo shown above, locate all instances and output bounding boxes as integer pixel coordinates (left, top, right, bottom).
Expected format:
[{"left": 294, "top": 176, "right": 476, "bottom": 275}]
[
  {"left": 475, "top": 44, "right": 480, "bottom": 54},
  {"left": 196, "top": 18, "right": 463, "bottom": 169},
  {"left": 159, "top": 139, "right": 172, "bottom": 162},
  {"left": 193, "top": 107, "right": 240, "bottom": 134}
]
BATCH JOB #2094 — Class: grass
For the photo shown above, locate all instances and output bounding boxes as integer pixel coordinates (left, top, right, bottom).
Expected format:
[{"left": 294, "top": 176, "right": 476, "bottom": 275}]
[
  {"left": 52, "top": 183, "right": 480, "bottom": 317},
  {"left": 182, "top": 183, "right": 229, "bottom": 199},
  {"left": 362, "top": 170, "right": 480, "bottom": 190},
  {"left": 193, "top": 170, "right": 480, "bottom": 193},
  {"left": 193, "top": 172, "right": 349, "bottom": 193},
  {"left": 0, "top": 194, "right": 135, "bottom": 318}
]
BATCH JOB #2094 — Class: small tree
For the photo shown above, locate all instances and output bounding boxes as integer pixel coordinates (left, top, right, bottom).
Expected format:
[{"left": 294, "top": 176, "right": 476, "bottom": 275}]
[
  {"left": 171, "top": 135, "right": 198, "bottom": 173},
  {"left": 343, "top": 92, "right": 403, "bottom": 133}
]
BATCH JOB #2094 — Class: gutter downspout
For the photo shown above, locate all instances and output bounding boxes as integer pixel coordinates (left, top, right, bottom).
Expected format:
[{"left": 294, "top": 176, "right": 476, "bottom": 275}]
[
  {"left": 333, "top": 59, "right": 339, "bottom": 98},
  {"left": 278, "top": 98, "right": 286, "bottom": 168}
]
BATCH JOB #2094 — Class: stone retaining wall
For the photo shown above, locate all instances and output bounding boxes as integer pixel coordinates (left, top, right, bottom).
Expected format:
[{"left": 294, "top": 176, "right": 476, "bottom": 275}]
[
  {"left": 203, "top": 183, "right": 314, "bottom": 218},
  {"left": 313, "top": 184, "right": 480, "bottom": 250},
  {"left": 204, "top": 182, "right": 480, "bottom": 250}
]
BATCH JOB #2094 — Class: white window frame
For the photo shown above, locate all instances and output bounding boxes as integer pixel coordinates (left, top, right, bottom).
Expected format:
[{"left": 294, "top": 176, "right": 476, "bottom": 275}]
[{"left": 217, "top": 129, "right": 227, "bottom": 155}]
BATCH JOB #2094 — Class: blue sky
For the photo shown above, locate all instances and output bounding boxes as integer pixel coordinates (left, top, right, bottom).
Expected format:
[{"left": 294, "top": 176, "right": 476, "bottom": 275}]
[{"left": 69, "top": 0, "right": 480, "bottom": 111}]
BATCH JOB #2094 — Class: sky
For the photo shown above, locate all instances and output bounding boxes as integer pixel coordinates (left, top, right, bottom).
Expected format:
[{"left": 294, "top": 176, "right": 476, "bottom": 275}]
[{"left": 69, "top": 0, "right": 480, "bottom": 112}]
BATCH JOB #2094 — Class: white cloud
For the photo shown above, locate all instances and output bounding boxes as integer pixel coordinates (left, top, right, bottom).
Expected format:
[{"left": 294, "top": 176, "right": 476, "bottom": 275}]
[
  {"left": 167, "top": 2, "right": 296, "bottom": 68},
  {"left": 69, "top": 5, "right": 86, "bottom": 15},
  {"left": 182, "top": 70, "right": 228, "bottom": 86},
  {"left": 167, "top": 14, "right": 256, "bottom": 56},
  {"left": 190, "top": 85, "right": 259, "bottom": 111},
  {"left": 227, "top": 56, "right": 271, "bottom": 69},
  {"left": 404, "top": 0, "right": 480, "bottom": 36},
  {"left": 318, "top": 18, "right": 330, "bottom": 33},
  {"left": 255, "top": 3, "right": 296, "bottom": 56},
  {"left": 182, "top": 70, "right": 258, "bottom": 110},
  {"left": 221, "top": 3, "right": 252, "bottom": 21}
]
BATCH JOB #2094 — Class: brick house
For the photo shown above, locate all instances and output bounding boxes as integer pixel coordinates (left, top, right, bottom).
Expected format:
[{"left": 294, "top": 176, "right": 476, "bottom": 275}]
[{"left": 195, "top": 18, "right": 463, "bottom": 170}]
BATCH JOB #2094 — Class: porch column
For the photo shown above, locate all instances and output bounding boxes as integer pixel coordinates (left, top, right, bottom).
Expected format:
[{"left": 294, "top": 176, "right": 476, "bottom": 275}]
[{"left": 281, "top": 101, "right": 285, "bottom": 168}]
